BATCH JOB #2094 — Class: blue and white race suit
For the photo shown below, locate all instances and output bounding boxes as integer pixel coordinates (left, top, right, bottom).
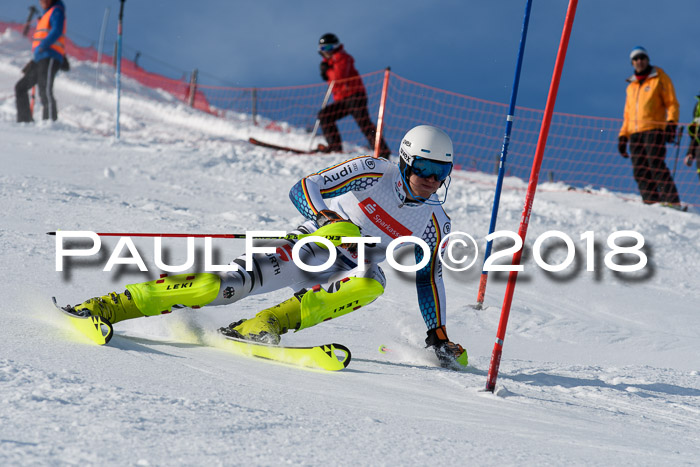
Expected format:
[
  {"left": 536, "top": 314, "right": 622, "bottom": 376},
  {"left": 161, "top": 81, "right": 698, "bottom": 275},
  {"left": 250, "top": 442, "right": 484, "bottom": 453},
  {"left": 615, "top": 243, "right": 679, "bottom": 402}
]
[{"left": 213, "top": 156, "right": 452, "bottom": 331}]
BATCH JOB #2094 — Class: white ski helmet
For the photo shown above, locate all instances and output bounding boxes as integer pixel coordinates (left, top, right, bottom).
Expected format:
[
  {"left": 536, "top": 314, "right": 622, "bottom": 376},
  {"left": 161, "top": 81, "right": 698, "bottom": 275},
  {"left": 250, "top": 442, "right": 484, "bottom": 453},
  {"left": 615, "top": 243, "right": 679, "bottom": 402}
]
[
  {"left": 399, "top": 125, "right": 454, "bottom": 167},
  {"left": 397, "top": 125, "right": 454, "bottom": 204}
]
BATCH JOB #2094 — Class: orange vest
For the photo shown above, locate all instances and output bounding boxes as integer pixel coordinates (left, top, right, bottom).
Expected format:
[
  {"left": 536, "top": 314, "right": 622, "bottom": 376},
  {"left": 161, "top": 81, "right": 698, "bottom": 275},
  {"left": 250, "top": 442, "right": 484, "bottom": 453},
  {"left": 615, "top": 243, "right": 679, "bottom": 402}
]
[{"left": 32, "top": 5, "right": 66, "bottom": 56}]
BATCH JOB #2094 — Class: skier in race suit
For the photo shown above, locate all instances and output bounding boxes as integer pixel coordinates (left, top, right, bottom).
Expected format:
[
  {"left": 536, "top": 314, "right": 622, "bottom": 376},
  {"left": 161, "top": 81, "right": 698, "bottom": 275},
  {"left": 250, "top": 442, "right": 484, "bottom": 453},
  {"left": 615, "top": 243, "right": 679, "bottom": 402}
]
[{"left": 73, "top": 125, "right": 467, "bottom": 368}]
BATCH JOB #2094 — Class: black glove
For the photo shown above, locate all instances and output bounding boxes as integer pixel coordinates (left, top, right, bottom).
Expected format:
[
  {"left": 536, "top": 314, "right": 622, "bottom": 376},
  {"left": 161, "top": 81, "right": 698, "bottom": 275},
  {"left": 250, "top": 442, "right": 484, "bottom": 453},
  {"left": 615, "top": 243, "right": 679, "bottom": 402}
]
[
  {"left": 316, "top": 209, "right": 346, "bottom": 227},
  {"left": 665, "top": 122, "right": 678, "bottom": 143},
  {"left": 320, "top": 61, "right": 329, "bottom": 81},
  {"left": 618, "top": 136, "right": 629, "bottom": 158},
  {"left": 686, "top": 152, "right": 696, "bottom": 167},
  {"left": 21, "top": 60, "right": 34, "bottom": 74}
]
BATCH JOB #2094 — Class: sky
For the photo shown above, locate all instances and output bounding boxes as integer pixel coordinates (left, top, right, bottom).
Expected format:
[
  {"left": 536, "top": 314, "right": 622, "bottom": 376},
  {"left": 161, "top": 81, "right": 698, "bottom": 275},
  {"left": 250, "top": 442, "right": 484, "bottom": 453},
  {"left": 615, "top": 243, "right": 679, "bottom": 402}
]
[{"left": 2, "top": 0, "right": 700, "bottom": 120}]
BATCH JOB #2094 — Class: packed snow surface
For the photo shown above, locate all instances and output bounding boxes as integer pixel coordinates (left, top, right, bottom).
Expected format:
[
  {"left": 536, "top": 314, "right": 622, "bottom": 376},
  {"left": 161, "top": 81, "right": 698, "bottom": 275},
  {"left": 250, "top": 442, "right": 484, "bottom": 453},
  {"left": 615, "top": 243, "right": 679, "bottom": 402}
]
[{"left": 1, "top": 28, "right": 699, "bottom": 465}]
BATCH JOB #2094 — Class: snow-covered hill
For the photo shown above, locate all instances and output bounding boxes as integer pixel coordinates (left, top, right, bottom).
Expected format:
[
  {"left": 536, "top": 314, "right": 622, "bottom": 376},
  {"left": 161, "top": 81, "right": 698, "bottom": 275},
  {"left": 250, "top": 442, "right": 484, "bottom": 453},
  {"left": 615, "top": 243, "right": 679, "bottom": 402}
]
[{"left": 1, "top": 28, "right": 699, "bottom": 465}]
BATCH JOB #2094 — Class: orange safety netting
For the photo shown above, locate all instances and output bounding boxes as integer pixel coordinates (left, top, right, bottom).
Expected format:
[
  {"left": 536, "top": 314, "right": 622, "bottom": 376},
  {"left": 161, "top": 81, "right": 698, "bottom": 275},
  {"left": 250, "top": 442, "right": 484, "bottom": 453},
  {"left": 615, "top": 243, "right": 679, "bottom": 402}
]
[{"left": 3, "top": 21, "right": 698, "bottom": 206}]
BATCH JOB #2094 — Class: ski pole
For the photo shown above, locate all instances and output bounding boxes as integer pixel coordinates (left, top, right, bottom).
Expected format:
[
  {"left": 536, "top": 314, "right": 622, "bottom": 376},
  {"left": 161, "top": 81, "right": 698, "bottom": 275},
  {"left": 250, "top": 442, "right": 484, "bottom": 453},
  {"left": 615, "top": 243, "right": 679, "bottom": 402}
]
[
  {"left": 308, "top": 81, "right": 335, "bottom": 152},
  {"left": 671, "top": 125, "right": 684, "bottom": 179},
  {"left": 474, "top": 0, "right": 533, "bottom": 310},
  {"left": 22, "top": 6, "right": 38, "bottom": 37},
  {"left": 115, "top": 0, "right": 126, "bottom": 139},
  {"left": 46, "top": 231, "right": 348, "bottom": 246},
  {"left": 30, "top": 86, "right": 36, "bottom": 117}
]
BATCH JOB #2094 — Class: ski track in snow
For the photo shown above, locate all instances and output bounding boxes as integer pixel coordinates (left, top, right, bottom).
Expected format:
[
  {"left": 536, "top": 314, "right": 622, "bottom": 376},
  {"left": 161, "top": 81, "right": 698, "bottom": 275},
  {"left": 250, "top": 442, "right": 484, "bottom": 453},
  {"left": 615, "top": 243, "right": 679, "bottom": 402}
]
[{"left": 1, "top": 28, "right": 699, "bottom": 465}]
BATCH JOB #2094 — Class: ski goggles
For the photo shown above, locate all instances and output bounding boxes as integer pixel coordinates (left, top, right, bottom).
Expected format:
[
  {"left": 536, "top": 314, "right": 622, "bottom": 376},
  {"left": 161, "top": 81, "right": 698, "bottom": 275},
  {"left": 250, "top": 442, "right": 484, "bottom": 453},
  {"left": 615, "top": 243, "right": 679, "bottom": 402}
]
[
  {"left": 319, "top": 43, "right": 336, "bottom": 53},
  {"left": 411, "top": 157, "right": 453, "bottom": 181}
]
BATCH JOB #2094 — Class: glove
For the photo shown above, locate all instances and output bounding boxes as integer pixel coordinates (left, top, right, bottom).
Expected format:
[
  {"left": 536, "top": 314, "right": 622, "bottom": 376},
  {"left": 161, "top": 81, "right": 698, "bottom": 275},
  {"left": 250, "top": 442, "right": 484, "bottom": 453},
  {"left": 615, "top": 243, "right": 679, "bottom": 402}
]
[
  {"left": 320, "top": 61, "right": 330, "bottom": 81},
  {"left": 618, "top": 136, "right": 629, "bottom": 158},
  {"left": 425, "top": 326, "right": 467, "bottom": 368},
  {"left": 60, "top": 56, "right": 70, "bottom": 72},
  {"left": 686, "top": 153, "right": 696, "bottom": 167},
  {"left": 316, "top": 209, "right": 346, "bottom": 227},
  {"left": 665, "top": 122, "right": 677, "bottom": 143}
]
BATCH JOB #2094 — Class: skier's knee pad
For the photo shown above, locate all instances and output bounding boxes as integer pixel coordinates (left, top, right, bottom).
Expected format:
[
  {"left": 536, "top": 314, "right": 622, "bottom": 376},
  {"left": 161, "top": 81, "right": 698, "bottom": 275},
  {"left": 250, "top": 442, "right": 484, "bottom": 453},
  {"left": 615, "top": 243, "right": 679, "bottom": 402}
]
[
  {"left": 125, "top": 273, "right": 221, "bottom": 316},
  {"left": 298, "top": 277, "right": 384, "bottom": 331}
]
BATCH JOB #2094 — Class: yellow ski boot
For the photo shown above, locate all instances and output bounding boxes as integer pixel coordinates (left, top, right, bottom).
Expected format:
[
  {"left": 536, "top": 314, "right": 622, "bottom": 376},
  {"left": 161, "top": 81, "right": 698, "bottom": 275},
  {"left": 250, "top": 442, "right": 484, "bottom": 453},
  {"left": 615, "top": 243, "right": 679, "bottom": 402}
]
[
  {"left": 220, "top": 295, "right": 302, "bottom": 345},
  {"left": 73, "top": 290, "right": 144, "bottom": 325}
]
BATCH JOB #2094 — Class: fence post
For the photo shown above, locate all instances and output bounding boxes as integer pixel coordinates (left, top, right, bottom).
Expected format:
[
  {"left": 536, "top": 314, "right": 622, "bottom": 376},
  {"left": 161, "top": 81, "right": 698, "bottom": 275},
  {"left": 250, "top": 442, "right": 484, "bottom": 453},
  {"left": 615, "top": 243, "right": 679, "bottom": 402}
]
[
  {"left": 374, "top": 67, "right": 391, "bottom": 158},
  {"left": 96, "top": 7, "right": 110, "bottom": 87},
  {"left": 188, "top": 69, "right": 198, "bottom": 107},
  {"left": 252, "top": 88, "right": 258, "bottom": 125}
]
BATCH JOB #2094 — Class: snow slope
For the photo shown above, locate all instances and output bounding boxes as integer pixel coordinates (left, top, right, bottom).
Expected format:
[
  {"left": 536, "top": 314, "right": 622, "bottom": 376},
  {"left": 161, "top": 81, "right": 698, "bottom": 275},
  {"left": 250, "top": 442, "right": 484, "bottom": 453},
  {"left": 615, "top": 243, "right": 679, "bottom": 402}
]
[{"left": 1, "top": 28, "right": 699, "bottom": 465}]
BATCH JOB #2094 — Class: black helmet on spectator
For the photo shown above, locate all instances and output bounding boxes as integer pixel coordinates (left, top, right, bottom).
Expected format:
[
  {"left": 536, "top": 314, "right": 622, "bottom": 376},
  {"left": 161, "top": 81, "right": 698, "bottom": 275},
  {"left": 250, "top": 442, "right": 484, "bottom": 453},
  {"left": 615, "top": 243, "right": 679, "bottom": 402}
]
[{"left": 319, "top": 33, "right": 340, "bottom": 53}]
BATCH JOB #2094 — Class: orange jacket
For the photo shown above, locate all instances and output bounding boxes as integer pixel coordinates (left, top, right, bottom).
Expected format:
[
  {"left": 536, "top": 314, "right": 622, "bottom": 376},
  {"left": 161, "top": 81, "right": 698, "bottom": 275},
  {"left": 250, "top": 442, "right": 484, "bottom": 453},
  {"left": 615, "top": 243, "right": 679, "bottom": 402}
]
[
  {"left": 322, "top": 45, "right": 366, "bottom": 102},
  {"left": 32, "top": 3, "right": 66, "bottom": 58},
  {"left": 619, "top": 66, "right": 679, "bottom": 137}
]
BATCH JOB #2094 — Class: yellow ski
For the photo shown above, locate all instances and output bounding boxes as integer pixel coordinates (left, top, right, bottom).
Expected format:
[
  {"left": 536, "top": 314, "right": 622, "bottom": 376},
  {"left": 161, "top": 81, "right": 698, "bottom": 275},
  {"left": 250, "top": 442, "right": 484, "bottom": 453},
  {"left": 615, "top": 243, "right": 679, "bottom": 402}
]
[
  {"left": 219, "top": 335, "right": 351, "bottom": 371},
  {"left": 52, "top": 297, "right": 113, "bottom": 345}
]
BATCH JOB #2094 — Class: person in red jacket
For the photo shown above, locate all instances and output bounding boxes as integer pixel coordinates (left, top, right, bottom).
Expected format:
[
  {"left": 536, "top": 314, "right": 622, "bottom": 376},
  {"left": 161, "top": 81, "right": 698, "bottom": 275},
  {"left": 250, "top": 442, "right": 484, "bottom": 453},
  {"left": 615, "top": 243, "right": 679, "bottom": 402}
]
[{"left": 318, "top": 33, "right": 391, "bottom": 159}]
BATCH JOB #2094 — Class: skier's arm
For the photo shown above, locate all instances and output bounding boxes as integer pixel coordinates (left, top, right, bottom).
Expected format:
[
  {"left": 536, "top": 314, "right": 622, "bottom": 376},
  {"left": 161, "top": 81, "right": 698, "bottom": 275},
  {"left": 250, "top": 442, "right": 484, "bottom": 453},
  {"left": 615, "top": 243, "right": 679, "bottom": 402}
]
[
  {"left": 414, "top": 214, "right": 448, "bottom": 330},
  {"left": 289, "top": 156, "right": 387, "bottom": 222}
]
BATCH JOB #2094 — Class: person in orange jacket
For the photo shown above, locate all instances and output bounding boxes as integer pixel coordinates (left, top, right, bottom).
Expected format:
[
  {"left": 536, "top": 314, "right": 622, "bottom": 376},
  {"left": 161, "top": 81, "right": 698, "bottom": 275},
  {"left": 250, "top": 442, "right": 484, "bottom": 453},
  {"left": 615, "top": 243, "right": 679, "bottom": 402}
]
[
  {"left": 317, "top": 33, "right": 391, "bottom": 159},
  {"left": 617, "top": 46, "right": 681, "bottom": 205},
  {"left": 15, "top": 0, "right": 66, "bottom": 122}
]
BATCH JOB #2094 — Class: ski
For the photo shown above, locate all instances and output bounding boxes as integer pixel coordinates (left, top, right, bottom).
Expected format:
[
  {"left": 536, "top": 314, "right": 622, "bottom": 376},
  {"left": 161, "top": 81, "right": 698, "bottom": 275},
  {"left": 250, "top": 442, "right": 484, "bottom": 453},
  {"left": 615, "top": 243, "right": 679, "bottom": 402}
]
[
  {"left": 248, "top": 137, "right": 326, "bottom": 154},
  {"left": 218, "top": 334, "right": 352, "bottom": 371},
  {"left": 51, "top": 298, "right": 350, "bottom": 371},
  {"left": 52, "top": 297, "right": 114, "bottom": 345}
]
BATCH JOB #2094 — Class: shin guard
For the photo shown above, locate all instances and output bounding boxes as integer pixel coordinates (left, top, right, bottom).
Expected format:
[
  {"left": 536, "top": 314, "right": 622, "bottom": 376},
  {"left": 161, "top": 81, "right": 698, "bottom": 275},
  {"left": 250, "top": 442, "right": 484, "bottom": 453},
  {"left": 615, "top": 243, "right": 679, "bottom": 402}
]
[
  {"left": 125, "top": 273, "right": 221, "bottom": 316},
  {"left": 298, "top": 277, "right": 384, "bottom": 331}
]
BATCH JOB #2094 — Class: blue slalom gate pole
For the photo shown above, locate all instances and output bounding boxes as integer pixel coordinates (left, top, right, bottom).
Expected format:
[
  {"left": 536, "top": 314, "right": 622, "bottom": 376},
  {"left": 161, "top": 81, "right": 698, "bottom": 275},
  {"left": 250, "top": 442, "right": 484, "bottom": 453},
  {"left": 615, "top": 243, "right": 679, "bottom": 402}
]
[
  {"left": 115, "top": 0, "right": 125, "bottom": 140},
  {"left": 474, "top": 0, "right": 532, "bottom": 309}
]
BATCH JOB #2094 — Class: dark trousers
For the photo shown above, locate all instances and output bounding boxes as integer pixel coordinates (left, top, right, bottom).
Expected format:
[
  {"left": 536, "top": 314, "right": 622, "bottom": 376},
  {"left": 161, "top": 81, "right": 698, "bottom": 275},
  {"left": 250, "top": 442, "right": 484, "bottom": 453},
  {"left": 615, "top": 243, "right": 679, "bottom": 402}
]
[
  {"left": 319, "top": 93, "right": 391, "bottom": 158},
  {"left": 691, "top": 144, "right": 700, "bottom": 182},
  {"left": 629, "top": 129, "right": 680, "bottom": 204},
  {"left": 15, "top": 58, "right": 61, "bottom": 123}
]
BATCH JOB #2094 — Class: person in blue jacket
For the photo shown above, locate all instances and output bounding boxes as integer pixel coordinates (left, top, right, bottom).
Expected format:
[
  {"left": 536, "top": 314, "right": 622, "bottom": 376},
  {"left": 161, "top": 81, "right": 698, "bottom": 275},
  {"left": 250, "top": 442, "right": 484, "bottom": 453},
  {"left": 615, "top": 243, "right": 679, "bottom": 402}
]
[{"left": 15, "top": 0, "right": 66, "bottom": 122}]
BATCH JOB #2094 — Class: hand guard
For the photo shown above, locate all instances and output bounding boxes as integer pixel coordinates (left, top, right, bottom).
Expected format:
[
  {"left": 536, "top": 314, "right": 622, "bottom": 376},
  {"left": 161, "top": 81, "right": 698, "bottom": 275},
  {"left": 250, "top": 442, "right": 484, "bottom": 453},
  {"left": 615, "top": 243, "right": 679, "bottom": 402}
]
[
  {"left": 315, "top": 210, "right": 360, "bottom": 253},
  {"left": 425, "top": 325, "right": 468, "bottom": 368},
  {"left": 618, "top": 136, "right": 629, "bottom": 158},
  {"left": 316, "top": 209, "right": 346, "bottom": 227}
]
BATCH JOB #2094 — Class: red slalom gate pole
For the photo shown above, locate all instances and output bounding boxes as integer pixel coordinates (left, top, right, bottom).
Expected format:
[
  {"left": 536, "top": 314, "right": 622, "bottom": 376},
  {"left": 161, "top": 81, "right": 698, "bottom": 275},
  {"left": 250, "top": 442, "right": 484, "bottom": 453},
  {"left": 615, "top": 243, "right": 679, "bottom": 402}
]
[{"left": 485, "top": 0, "right": 579, "bottom": 393}]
